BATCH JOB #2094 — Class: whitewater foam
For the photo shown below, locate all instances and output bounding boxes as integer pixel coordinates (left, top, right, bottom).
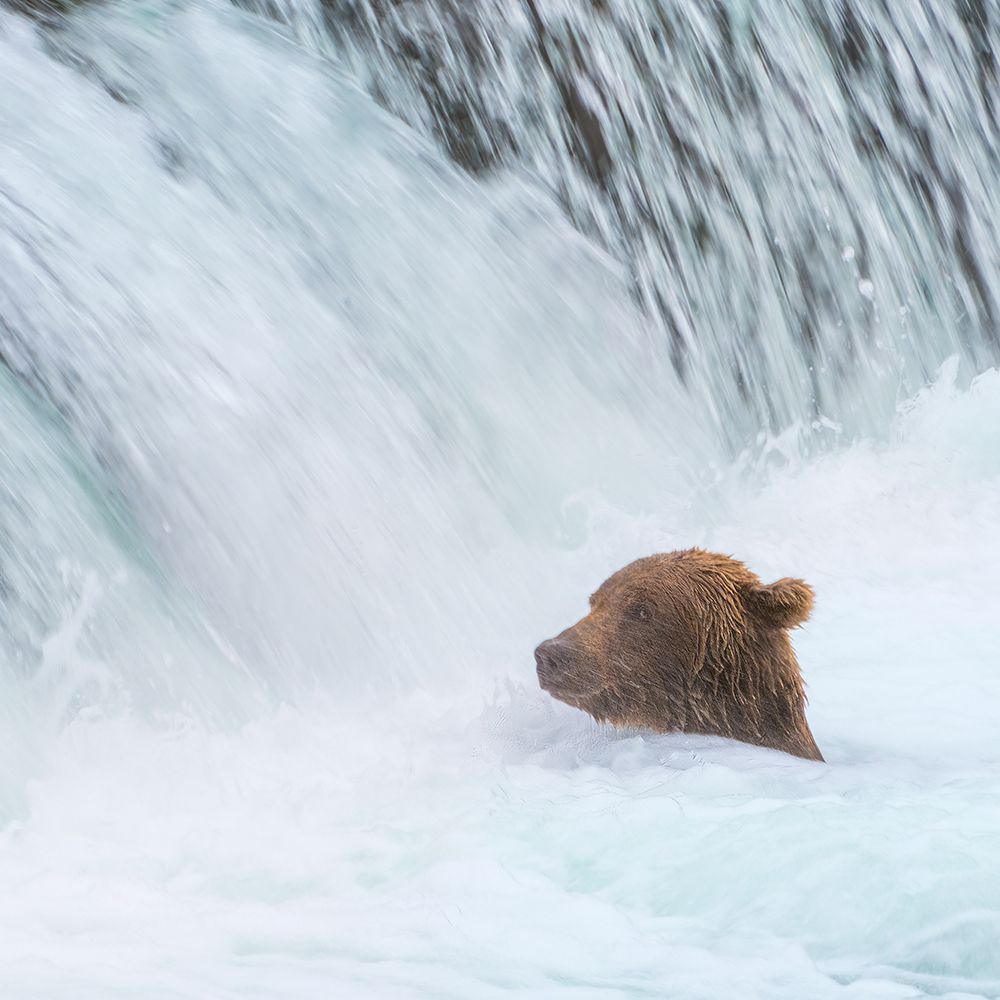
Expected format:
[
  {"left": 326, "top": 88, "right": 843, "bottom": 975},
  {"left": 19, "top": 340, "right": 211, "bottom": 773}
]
[{"left": 3, "top": 365, "right": 999, "bottom": 998}]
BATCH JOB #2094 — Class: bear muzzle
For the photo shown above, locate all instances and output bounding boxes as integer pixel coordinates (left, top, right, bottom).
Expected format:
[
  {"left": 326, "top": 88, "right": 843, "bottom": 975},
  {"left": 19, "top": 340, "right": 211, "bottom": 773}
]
[
  {"left": 533, "top": 637, "right": 566, "bottom": 689},
  {"left": 534, "top": 635, "right": 604, "bottom": 701}
]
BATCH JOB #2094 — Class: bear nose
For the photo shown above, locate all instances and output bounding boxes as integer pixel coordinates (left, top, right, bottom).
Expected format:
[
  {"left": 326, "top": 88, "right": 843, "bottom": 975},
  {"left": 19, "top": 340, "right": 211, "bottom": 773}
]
[{"left": 534, "top": 637, "right": 571, "bottom": 682}]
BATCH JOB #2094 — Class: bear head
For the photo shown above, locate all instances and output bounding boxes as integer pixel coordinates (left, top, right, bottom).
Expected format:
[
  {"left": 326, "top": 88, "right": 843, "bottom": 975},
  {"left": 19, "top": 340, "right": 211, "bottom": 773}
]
[{"left": 534, "top": 549, "right": 822, "bottom": 761}]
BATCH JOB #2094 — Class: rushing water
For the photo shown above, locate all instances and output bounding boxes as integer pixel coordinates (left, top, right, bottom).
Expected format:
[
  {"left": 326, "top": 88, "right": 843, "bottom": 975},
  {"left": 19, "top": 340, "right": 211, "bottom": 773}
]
[
  {"left": 282, "top": 0, "right": 1000, "bottom": 444},
  {"left": 1, "top": 1, "right": 999, "bottom": 997}
]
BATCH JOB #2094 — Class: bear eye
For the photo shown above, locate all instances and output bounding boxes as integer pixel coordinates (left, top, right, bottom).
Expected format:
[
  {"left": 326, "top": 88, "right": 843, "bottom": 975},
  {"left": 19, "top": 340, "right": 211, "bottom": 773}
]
[{"left": 625, "top": 602, "right": 654, "bottom": 622}]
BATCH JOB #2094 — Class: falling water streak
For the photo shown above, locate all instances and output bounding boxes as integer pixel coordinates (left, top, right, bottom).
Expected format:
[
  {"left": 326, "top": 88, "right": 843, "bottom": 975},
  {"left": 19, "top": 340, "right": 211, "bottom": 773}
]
[
  {"left": 236, "top": 0, "right": 1000, "bottom": 450},
  {"left": 0, "top": 0, "right": 704, "bottom": 714}
]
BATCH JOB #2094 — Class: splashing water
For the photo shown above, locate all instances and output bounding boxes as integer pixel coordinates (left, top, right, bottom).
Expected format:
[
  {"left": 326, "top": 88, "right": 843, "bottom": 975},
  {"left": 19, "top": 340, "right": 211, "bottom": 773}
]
[{"left": 1, "top": 0, "right": 1000, "bottom": 997}]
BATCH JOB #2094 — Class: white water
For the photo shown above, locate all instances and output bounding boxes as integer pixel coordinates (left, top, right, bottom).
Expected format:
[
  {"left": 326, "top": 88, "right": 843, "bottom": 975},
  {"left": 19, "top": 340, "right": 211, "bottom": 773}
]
[
  {"left": 313, "top": 0, "right": 1000, "bottom": 443},
  {"left": 2, "top": 2, "right": 1000, "bottom": 997}
]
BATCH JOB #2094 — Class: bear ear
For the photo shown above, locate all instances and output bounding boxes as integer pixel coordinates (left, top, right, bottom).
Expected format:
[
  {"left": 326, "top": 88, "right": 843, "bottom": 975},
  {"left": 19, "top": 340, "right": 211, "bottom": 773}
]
[{"left": 745, "top": 577, "right": 814, "bottom": 629}]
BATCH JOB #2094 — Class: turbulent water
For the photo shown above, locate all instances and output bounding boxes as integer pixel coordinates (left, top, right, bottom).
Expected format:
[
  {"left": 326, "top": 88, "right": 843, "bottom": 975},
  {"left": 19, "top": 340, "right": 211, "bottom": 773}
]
[{"left": 1, "top": 0, "right": 999, "bottom": 997}]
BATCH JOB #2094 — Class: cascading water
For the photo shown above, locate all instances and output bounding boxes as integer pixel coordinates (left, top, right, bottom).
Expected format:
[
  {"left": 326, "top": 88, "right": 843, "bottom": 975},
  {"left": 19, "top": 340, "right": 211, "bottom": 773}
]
[
  {"left": 1, "top": 1, "right": 999, "bottom": 997},
  {"left": 262, "top": 0, "right": 1000, "bottom": 445},
  {"left": 1, "top": 0, "right": 702, "bottom": 705}
]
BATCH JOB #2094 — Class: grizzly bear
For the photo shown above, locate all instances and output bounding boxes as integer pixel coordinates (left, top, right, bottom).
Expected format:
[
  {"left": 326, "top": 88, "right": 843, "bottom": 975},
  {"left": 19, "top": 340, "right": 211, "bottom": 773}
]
[{"left": 534, "top": 549, "right": 823, "bottom": 761}]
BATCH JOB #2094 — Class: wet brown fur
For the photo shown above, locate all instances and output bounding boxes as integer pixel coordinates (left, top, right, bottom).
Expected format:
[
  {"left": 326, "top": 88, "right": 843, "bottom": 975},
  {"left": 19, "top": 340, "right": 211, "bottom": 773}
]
[{"left": 535, "top": 549, "right": 822, "bottom": 761}]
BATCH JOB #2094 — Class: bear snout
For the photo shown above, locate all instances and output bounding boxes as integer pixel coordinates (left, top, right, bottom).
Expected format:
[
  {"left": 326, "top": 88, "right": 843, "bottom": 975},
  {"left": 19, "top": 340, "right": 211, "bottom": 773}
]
[
  {"left": 534, "top": 637, "right": 565, "bottom": 688},
  {"left": 534, "top": 634, "right": 605, "bottom": 704}
]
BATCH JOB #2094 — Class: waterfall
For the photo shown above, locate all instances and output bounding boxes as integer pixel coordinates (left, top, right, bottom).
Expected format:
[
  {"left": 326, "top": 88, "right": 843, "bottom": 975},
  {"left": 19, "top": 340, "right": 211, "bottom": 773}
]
[
  {"left": 1, "top": 0, "right": 699, "bottom": 708},
  {"left": 245, "top": 0, "right": 1000, "bottom": 445}
]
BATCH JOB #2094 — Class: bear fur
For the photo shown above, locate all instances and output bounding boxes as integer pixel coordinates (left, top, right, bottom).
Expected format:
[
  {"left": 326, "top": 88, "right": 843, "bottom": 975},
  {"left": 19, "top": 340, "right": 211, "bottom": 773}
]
[{"left": 534, "top": 548, "right": 822, "bottom": 761}]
